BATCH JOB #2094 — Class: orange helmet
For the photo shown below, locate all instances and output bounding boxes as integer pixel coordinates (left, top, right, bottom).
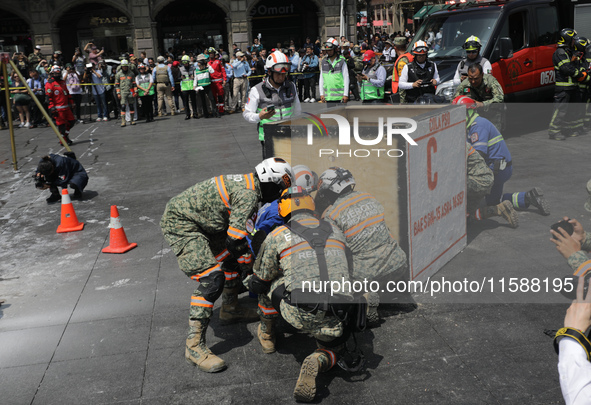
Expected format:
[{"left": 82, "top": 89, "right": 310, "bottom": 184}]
[
  {"left": 412, "top": 40, "right": 429, "bottom": 55},
  {"left": 278, "top": 186, "right": 315, "bottom": 218}
]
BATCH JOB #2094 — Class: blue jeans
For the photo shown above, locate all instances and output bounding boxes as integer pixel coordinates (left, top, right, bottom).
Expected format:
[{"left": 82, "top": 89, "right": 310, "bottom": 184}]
[{"left": 94, "top": 92, "right": 107, "bottom": 118}]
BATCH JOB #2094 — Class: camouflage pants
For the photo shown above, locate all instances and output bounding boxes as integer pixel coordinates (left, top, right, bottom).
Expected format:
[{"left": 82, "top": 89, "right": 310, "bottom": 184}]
[
  {"left": 279, "top": 299, "right": 345, "bottom": 343},
  {"left": 161, "top": 218, "right": 239, "bottom": 321}
]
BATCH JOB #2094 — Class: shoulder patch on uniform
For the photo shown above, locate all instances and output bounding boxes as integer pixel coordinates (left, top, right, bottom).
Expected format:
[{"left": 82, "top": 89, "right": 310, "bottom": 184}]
[{"left": 470, "top": 132, "right": 479, "bottom": 143}]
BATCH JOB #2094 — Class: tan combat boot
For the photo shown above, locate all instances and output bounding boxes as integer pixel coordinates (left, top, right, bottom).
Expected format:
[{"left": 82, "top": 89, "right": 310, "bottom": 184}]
[
  {"left": 185, "top": 319, "right": 226, "bottom": 373},
  {"left": 364, "top": 292, "right": 380, "bottom": 327},
  {"left": 495, "top": 201, "right": 519, "bottom": 228},
  {"left": 257, "top": 318, "right": 276, "bottom": 354},
  {"left": 219, "top": 287, "right": 259, "bottom": 323},
  {"left": 120, "top": 117, "right": 126, "bottom": 127},
  {"left": 293, "top": 349, "right": 335, "bottom": 402}
]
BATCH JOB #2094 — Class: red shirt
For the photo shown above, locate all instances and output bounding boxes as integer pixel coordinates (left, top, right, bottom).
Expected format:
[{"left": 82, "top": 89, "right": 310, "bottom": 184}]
[
  {"left": 208, "top": 59, "right": 227, "bottom": 81},
  {"left": 45, "top": 78, "right": 72, "bottom": 109}
]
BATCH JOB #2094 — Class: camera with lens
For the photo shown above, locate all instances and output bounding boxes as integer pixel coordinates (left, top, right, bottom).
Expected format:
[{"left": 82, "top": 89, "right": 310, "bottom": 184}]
[{"left": 33, "top": 173, "right": 51, "bottom": 189}]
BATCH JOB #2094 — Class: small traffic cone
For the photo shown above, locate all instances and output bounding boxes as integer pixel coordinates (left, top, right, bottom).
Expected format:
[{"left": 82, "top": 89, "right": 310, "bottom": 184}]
[
  {"left": 102, "top": 205, "right": 137, "bottom": 254},
  {"left": 56, "top": 188, "right": 84, "bottom": 233}
]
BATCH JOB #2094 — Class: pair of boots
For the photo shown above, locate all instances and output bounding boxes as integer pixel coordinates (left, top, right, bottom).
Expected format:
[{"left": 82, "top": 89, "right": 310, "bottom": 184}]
[
  {"left": 185, "top": 287, "right": 257, "bottom": 373},
  {"left": 121, "top": 117, "right": 136, "bottom": 127}
]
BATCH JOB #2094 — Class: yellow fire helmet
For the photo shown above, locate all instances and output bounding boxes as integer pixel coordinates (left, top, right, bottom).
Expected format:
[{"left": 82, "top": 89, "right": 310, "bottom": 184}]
[
  {"left": 278, "top": 186, "right": 316, "bottom": 218},
  {"left": 463, "top": 36, "right": 481, "bottom": 51}
]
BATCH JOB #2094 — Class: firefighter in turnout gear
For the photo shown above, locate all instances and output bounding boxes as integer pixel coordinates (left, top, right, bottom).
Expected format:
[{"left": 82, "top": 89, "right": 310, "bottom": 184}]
[
  {"left": 398, "top": 40, "right": 440, "bottom": 104},
  {"left": 160, "top": 157, "right": 293, "bottom": 374},
  {"left": 246, "top": 186, "right": 355, "bottom": 402},
  {"left": 114, "top": 60, "right": 137, "bottom": 127},
  {"left": 243, "top": 50, "right": 301, "bottom": 159},
  {"left": 548, "top": 28, "right": 588, "bottom": 140}
]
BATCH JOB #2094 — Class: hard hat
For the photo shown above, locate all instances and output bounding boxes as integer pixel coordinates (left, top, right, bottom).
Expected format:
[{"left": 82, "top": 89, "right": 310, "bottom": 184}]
[
  {"left": 293, "top": 165, "right": 318, "bottom": 193},
  {"left": 317, "top": 167, "right": 355, "bottom": 195},
  {"left": 181, "top": 55, "right": 190, "bottom": 62},
  {"left": 138, "top": 63, "right": 146, "bottom": 69},
  {"left": 452, "top": 95, "right": 478, "bottom": 109},
  {"left": 50, "top": 65, "right": 62, "bottom": 75},
  {"left": 207, "top": 47, "right": 217, "bottom": 54},
  {"left": 196, "top": 54, "right": 207, "bottom": 62},
  {"left": 120, "top": 59, "right": 130, "bottom": 66},
  {"left": 222, "top": 54, "right": 230, "bottom": 62},
  {"left": 277, "top": 186, "right": 316, "bottom": 218},
  {"left": 325, "top": 37, "right": 339, "bottom": 50},
  {"left": 157, "top": 56, "right": 165, "bottom": 63},
  {"left": 558, "top": 28, "right": 577, "bottom": 45},
  {"left": 574, "top": 36, "right": 589, "bottom": 53},
  {"left": 463, "top": 36, "right": 482, "bottom": 51},
  {"left": 412, "top": 40, "right": 429, "bottom": 55},
  {"left": 265, "top": 51, "right": 290, "bottom": 73},
  {"left": 255, "top": 157, "right": 293, "bottom": 189},
  {"left": 362, "top": 50, "right": 376, "bottom": 62}
]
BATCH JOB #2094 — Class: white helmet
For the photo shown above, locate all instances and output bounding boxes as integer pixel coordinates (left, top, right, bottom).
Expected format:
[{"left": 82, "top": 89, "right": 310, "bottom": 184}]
[
  {"left": 317, "top": 167, "right": 355, "bottom": 194},
  {"left": 293, "top": 165, "right": 318, "bottom": 193},
  {"left": 265, "top": 51, "right": 290, "bottom": 73},
  {"left": 120, "top": 59, "right": 130, "bottom": 66},
  {"left": 326, "top": 37, "right": 339, "bottom": 50},
  {"left": 255, "top": 157, "right": 293, "bottom": 189}
]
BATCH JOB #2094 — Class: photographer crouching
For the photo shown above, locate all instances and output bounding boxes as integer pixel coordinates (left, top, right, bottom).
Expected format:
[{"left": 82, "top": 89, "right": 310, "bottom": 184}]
[{"left": 34, "top": 154, "right": 88, "bottom": 203}]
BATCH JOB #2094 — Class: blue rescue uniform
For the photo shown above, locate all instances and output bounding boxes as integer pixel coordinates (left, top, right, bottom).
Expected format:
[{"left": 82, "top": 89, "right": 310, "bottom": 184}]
[{"left": 467, "top": 114, "right": 526, "bottom": 208}]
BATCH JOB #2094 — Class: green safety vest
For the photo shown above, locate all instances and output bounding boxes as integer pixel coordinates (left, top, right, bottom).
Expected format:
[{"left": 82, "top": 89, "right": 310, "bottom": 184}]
[
  {"left": 254, "top": 80, "right": 297, "bottom": 141},
  {"left": 136, "top": 74, "right": 154, "bottom": 96},
  {"left": 360, "top": 63, "right": 384, "bottom": 101},
  {"left": 321, "top": 56, "right": 346, "bottom": 101},
  {"left": 195, "top": 68, "right": 211, "bottom": 87}
]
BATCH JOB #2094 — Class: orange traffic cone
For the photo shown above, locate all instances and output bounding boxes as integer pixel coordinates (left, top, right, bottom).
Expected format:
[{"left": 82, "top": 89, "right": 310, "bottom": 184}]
[
  {"left": 102, "top": 205, "right": 137, "bottom": 253},
  {"left": 56, "top": 188, "right": 84, "bottom": 233}
]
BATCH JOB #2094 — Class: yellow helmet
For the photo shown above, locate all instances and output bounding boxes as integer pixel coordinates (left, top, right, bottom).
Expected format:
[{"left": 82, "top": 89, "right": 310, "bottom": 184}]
[
  {"left": 463, "top": 36, "right": 481, "bottom": 51},
  {"left": 278, "top": 186, "right": 315, "bottom": 218}
]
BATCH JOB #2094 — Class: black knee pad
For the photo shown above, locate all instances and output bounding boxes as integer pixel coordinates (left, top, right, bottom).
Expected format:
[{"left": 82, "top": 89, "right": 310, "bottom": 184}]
[{"left": 197, "top": 270, "right": 225, "bottom": 303}]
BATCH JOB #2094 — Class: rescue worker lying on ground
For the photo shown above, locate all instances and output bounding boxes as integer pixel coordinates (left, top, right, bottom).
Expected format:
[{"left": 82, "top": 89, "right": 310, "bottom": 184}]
[
  {"left": 246, "top": 186, "right": 361, "bottom": 403},
  {"left": 35, "top": 153, "right": 88, "bottom": 203},
  {"left": 160, "top": 157, "right": 292, "bottom": 374},
  {"left": 314, "top": 167, "right": 408, "bottom": 326}
]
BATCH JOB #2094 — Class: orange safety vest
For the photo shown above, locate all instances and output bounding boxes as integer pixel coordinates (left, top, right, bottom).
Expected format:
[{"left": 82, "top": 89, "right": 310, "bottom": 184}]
[{"left": 392, "top": 52, "right": 414, "bottom": 93}]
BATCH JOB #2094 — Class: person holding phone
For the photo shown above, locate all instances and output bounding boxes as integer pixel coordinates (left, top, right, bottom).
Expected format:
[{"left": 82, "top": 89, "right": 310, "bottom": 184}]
[{"left": 243, "top": 50, "right": 301, "bottom": 159}]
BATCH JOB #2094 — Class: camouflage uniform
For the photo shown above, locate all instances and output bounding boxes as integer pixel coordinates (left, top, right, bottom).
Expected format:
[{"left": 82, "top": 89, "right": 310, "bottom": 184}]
[
  {"left": 466, "top": 143, "right": 494, "bottom": 215},
  {"left": 322, "top": 190, "right": 407, "bottom": 285},
  {"left": 454, "top": 74, "right": 504, "bottom": 129},
  {"left": 161, "top": 173, "right": 260, "bottom": 320},
  {"left": 252, "top": 212, "right": 352, "bottom": 341},
  {"left": 567, "top": 233, "right": 591, "bottom": 273},
  {"left": 251, "top": 211, "right": 353, "bottom": 401}
]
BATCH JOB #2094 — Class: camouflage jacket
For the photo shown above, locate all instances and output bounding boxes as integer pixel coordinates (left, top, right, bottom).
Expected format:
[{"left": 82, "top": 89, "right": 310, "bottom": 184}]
[
  {"left": 253, "top": 212, "right": 352, "bottom": 297},
  {"left": 454, "top": 74, "right": 504, "bottom": 109},
  {"left": 466, "top": 143, "right": 493, "bottom": 195},
  {"left": 162, "top": 173, "right": 261, "bottom": 250},
  {"left": 322, "top": 190, "right": 407, "bottom": 281},
  {"left": 114, "top": 70, "right": 136, "bottom": 95},
  {"left": 567, "top": 231, "right": 591, "bottom": 273}
]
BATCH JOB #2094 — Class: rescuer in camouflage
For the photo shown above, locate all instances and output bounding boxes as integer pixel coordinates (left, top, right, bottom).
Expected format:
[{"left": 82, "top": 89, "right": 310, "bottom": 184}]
[
  {"left": 246, "top": 186, "right": 354, "bottom": 402},
  {"left": 465, "top": 142, "right": 494, "bottom": 215},
  {"left": 160, "top": 157, "right": 292, "bottom": 374},
  {"left": 454, "top": 63, "right": 504, "bottom": 129},
  {"left": 315, "top": 167, "right": 408, "bottom": 326}
]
